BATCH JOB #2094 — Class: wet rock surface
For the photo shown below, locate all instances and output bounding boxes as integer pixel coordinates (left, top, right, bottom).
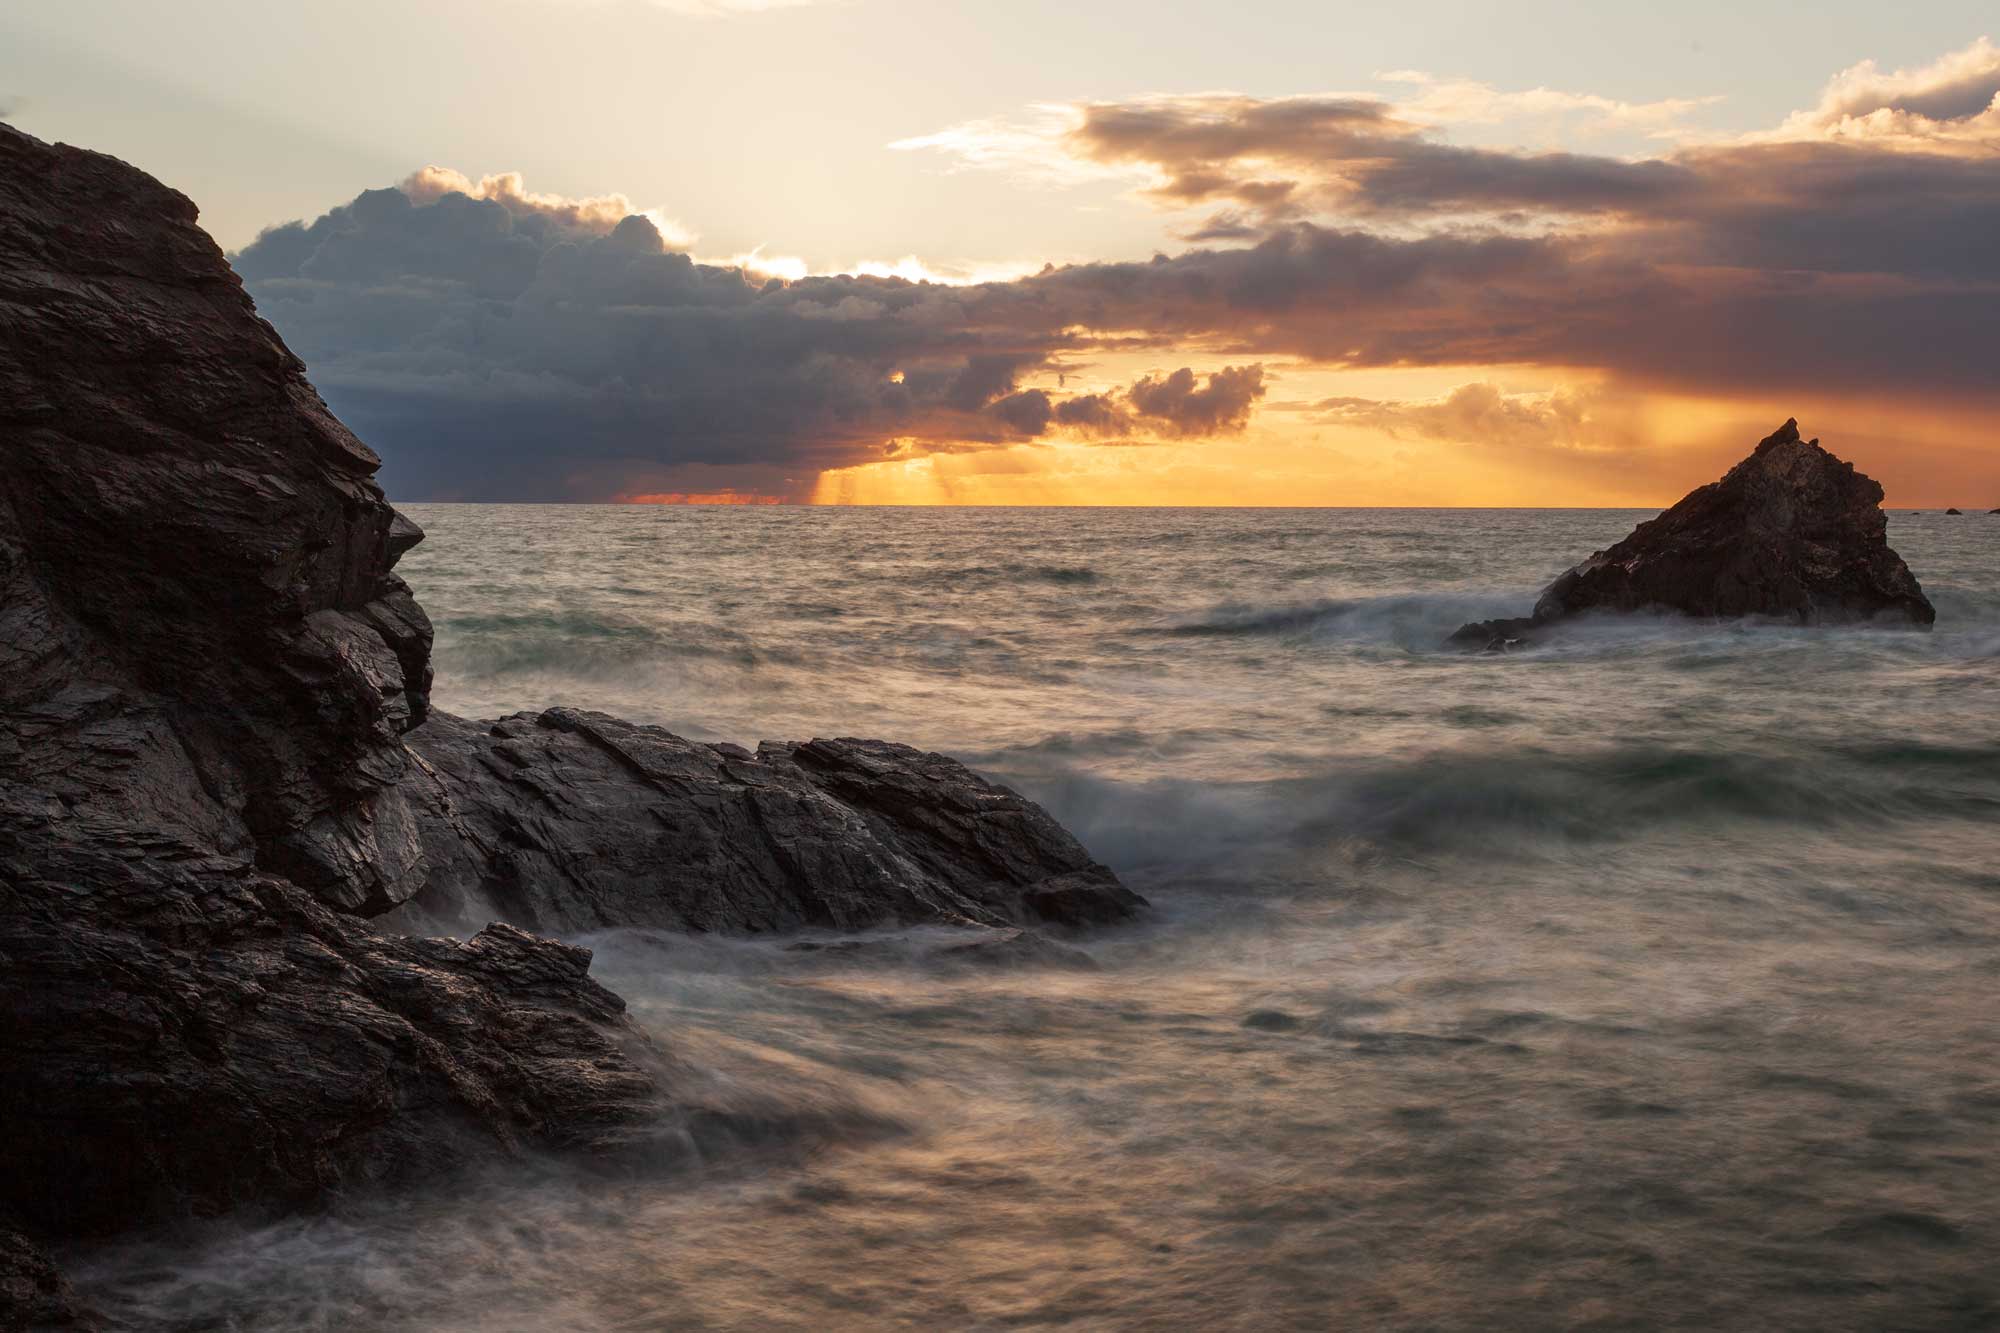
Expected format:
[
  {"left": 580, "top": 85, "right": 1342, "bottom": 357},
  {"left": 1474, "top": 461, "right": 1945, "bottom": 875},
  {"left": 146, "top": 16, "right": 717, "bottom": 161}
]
[
  {"left": 0, "top": 124, "right": 665, "bottom": 1251},
  {"left": 393, "top": 708, "right": 1144, "bottom": 936},
  {"left": 0, "top": 1228, "right": 90, "bottom": 1330},
  {"left": 1451, "top": 420, "right": 1934, "bottom": 648}
]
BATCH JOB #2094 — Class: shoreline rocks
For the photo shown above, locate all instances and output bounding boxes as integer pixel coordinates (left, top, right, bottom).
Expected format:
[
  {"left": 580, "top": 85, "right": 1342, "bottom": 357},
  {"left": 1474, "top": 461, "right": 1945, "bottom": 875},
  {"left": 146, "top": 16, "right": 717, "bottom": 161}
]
[
  {"left": 0, "top": 121, "right": 1140, "bottom": 1308},
  {"left": 1450, "top": 420, "right": 1934, "bottom": 649},
  {"left": 391, "top": 708, "right": 1143, "bottom": 937}
]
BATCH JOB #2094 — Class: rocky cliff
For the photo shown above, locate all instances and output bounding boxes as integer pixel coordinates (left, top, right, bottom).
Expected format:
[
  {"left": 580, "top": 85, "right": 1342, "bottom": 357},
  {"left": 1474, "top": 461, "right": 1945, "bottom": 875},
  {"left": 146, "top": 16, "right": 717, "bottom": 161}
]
[
  {"left": 0, "top": 123, "right": 666, "bottom": 1272},
  {"left": 0, "top": 123, "right": 1138, "bottom": 1324},
  {"left": 1451, "top": 420, "right": 1934, "bottom": 648}
]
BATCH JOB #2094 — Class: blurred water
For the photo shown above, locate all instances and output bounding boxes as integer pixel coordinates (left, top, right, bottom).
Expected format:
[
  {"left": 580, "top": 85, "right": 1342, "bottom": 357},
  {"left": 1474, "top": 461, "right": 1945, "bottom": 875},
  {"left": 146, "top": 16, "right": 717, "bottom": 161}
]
[{"left": 73, "top": 507, "right": 2000, "bottom": 1330}]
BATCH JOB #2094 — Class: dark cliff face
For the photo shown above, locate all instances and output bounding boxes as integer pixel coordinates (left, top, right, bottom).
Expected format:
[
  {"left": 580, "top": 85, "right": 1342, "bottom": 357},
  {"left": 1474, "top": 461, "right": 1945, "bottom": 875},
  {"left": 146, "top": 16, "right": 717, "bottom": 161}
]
[
  {"left": 0, "top": 125, "right": 662, "bottom": 1256},
  {"left": 0, "top": 124, "right": 433, "bottom": 914},
  {"left": 1451, "top": 419, "right": 1934, "bottom": 648}
]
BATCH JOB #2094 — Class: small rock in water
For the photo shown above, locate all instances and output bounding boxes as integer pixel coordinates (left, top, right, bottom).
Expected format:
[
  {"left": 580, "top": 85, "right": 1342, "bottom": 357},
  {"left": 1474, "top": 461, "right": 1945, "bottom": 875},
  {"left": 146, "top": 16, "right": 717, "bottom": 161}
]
[
  {"left": 1242, "top": 1009, "right": 1305, "bottom": 1032},
  {"left": 1945, "top": 507, "right": 1963, "bottom": 515},
  {"left": 1449, "top": 418, "right": 1935, "bottom": 647}
]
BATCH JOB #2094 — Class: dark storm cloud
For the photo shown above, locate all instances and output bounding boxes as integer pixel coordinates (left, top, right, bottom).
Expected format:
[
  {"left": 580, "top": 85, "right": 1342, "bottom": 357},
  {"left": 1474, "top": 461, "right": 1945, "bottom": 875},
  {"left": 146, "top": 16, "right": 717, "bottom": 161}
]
[
  {"left": 236, "top": 189, "right": 1071, "bottom": 498},
  {"left": 233, "top": 181, "right": 1288, "bottom": 497}
]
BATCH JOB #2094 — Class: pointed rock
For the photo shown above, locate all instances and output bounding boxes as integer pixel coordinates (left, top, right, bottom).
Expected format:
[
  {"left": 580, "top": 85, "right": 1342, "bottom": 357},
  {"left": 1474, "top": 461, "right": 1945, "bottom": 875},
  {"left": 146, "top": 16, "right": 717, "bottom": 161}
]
[{"left": 1450, "top": 419, "right": 1934, "bottom": 647}]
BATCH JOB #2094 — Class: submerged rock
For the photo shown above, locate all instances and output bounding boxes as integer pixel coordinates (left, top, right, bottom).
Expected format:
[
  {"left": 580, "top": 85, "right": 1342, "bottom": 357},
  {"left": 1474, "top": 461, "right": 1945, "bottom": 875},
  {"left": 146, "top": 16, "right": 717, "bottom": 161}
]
[
  {"left": 393, "top": 709, "right": 1143, "bottom": 936},
  {"left": 1450, "top": 420, "right": 1934, "bottom": 648}
]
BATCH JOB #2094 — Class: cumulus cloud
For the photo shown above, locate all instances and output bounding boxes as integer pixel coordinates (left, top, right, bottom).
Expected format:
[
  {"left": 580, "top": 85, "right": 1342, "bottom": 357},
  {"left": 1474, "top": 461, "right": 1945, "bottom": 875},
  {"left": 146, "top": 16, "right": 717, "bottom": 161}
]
[
  {"left": 1056, "top": 365, "right": 1267, "bottom": 438},
  {"left": 1757, "top": 36, "right": 2000, "bottom": 151},
  {"left": 400, "top": 165, "right": 696, "bottom": 246},
  {"left": 232, "top": 173, "right": 1281, "bottom": 498}
]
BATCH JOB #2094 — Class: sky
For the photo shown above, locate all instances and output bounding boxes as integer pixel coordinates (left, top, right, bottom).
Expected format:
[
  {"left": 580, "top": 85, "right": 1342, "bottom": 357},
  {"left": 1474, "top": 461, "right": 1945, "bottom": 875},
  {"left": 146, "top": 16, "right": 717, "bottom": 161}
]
[{"left": 4, "top": 0, "right": 1997, "bottom": 505}]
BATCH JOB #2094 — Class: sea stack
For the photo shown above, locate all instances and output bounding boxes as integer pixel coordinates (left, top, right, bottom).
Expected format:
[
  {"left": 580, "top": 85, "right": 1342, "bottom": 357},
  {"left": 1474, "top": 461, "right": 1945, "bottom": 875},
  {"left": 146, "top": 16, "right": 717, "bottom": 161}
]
[{"left": 1450, "top": 420, "right": 1935, "bottom": 649}]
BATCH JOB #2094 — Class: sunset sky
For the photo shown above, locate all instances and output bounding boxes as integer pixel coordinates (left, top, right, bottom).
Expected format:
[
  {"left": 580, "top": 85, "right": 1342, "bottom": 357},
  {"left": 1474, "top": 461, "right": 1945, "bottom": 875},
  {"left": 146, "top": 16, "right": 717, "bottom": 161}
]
[{"left": 5, "top": 1, "right": 1996, "bottom": 505}]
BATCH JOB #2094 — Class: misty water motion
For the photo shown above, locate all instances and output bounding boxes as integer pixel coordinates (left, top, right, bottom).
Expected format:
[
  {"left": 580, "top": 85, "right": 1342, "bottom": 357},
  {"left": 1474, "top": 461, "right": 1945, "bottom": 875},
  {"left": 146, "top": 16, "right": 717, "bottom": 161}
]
[{"left": 75, "top": 507, "right": 2000, "bottom": 1330}]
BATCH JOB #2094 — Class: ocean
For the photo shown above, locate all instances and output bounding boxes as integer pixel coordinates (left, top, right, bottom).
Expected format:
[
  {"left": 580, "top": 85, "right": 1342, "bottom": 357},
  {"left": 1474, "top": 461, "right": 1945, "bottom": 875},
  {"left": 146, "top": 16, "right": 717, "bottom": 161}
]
[{"left": 75, "top": 506, "right": 2000, "bottom": 1330}]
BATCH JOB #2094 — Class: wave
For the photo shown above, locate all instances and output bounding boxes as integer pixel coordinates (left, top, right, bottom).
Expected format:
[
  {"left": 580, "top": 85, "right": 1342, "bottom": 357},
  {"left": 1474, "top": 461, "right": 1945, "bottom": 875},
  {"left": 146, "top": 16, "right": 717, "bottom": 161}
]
[
  {"left": 905, "top": 561, "right": 1104, "bottom": 589},
  {"left": 997, "top": 737, "right": 2000, "bottom": 878},
  {"left": 1148, "top": 593, "right": 1522, "bottom": 647}
]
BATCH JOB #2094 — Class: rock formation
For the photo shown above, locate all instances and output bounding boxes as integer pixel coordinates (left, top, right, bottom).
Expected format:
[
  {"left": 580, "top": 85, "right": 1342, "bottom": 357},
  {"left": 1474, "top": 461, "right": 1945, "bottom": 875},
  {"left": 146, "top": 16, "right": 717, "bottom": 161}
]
[
  {"left": 0, "top": 122, "right": 1139, "bottom": 1312},
  {"left": 0, "top": 122, "right": 665, "bottom": 1262},
  {"left": 1946, "top": 507, "right": 1964, "bottom": 515},
  {"left": 1, "top": 1229, "right": 86, "bottom": 1329},
  {"left": 394, "top": 709, "right": 1142, "bottom": 937},
  {"left": 1450, "top": 420, "right": 1934, "bottom": 648}
]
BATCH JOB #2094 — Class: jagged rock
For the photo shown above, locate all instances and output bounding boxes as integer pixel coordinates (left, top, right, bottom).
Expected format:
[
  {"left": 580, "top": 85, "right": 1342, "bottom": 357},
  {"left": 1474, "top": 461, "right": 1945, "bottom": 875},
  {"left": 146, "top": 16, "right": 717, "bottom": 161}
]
[
  {"left": 1451, "top": 420, "right": 1934, "bottom": 648},
  {"left": 0, "top": 125, "right": 662, "bottom": 1260},
  {"left": 0, "top": 874, "right": 658, "bottom": 1237},
  {"left": 391, "top": 708, "right": 1144, "bottom": 936},
  {"left": 0, "top": 121, "right": 433, "bottom": 915},
  {"left": 0, "top": 1228, "right": 90, "bottom": 1330}
]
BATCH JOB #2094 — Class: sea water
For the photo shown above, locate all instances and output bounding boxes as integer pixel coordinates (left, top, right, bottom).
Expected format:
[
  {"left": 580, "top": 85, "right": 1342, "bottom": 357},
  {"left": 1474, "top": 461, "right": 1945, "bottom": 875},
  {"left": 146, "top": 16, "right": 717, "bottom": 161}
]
[{"left": 73, "top": 507, "right": 2000, "bottom": 1330}]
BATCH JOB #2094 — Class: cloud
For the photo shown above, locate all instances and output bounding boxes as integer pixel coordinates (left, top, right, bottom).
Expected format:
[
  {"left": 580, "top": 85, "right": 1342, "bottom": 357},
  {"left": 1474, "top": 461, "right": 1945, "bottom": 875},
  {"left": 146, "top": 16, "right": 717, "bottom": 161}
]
[
  {"left": 1756, "top": 35, "right": 2000, "bottom": 151},
  {"left": 1379, "top": 71, "right": 1721, "bottom": 132},
  {"left": 232, "top": 41, "right": 2000, "bottom": 500},
  {"left": 1126, "top": 364, "right": 1268, "bottom": 435},
  {"left": 899, "top": 41, "right": 2000, "bottom": 239},
  {"left": 1052, "top": 364, "right": 1266, "bottom": 439},
  {"left": 232, "top": 172, "right": 1279, "bottom": 498},
  {"left": 899, "top": 84, "right": 1710, "bottom": 229},
  {"left": 400, "top": 165, "right": 696, "bottom": 246},
  {"left": 1301, "top": 382, "right": 1605, "bottom": 448}
]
